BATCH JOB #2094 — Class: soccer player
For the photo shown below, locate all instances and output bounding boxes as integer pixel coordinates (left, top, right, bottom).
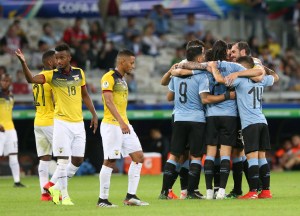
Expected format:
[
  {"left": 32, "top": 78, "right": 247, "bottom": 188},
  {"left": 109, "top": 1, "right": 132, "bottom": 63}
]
[
  {"left": 17, "top": 50, "right": 57, "bottom": 201},
  {"left": 98, "top": 50, "right": 148, "bottom": 207},
  {"left": 15, "top": 43, "right": 98, "bottom": 205},
  {"left": 226, "top": 41, "right": 270, "bottom": 198},
  {"left": 160, "top": 40, "right": 205, "bottom": 199},
  {"left": 0, "top": 74, "right": 26, "bottom": 187},
  {"left": 209, "top": 56, "right": 279, "bottom": 199}
]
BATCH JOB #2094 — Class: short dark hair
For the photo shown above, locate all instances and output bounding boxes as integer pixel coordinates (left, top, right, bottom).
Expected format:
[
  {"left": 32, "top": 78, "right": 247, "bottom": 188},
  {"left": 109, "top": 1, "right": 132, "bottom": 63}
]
[
  {"left": 42, "top": 50, "right": 55, "bottom": 62},
  {"left": 117, "top": 49, "right": 135, "bottom": 58},
  {"left": 227, "top": 42, "right": 234, "bottom": 50},
  {"left": 236, "top": 56, "right": 254, "bottom": 69},
  {"left": 55, "top": 43, "right": 71, "bottom": 53},
  {"left": 186, "top": 45, "right": 203, "bottom": 61},
  {"left": 186, "top": 40, "right": 205, "bottom": 50},
  {"left": 237, "top": 41, "right": 251, "bottom": 56},
  {"left": 212, "top": 40, "right": 227, "bottom": 61},
  {"left": 205, "top": 49, "right": 213, "bottom": 61}
]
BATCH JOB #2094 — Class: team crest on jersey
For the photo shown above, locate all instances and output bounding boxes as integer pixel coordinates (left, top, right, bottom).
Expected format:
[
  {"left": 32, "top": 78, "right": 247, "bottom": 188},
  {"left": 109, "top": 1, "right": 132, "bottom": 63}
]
[
  {"left": 58, "top": 148, "right": 63, "bottom": 153},
  {"left": 114, "top": 150, "right": 120, "bottom": 156},
  {"left": 102, "top": 81, "right": 109, "bottom": 88},
  {"left": 72, "top": 75, "right": 80, "bottom": 81}
]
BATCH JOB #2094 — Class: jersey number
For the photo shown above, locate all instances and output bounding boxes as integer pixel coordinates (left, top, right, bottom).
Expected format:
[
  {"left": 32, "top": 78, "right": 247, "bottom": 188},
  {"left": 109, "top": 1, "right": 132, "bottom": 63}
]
[
  {"left": 179, "top": 82, "right": 187, "bottom": 103},
  {"left": 33, "top": 84, "right": 45, "bottom": 106},
  {"left": 248, "top": 86, "right": 262, "bottom": 109},
  {"left": 68, "top": 86, "right": 76, "bottom": 96}
]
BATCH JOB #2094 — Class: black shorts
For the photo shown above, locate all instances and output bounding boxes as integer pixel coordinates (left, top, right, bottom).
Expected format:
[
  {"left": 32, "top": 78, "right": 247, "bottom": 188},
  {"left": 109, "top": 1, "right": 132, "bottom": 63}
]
[
  {"left": 170, "top": 121, "right": 205, "bottom": 157},
  {"left": 206, "top": 116, "right": 238, "bottom": 146},
  {"left": 242, "top": 123, "right": 271, "bottom": 154},
  {"left": 235, "top": 118, "right": 244, "bottom": 149}
]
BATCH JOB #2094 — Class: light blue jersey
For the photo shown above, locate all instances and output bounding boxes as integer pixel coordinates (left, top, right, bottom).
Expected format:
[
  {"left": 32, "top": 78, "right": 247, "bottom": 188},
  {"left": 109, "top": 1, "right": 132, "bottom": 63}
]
[
  {"left": 168, "top": 73, "right": 209, "bottom": 122},
  {"left": 206, "top": 61, "right": 246, "bottom": 117},
  {"left": 232, "top": 75, "right": 274, "bottom": 129}
]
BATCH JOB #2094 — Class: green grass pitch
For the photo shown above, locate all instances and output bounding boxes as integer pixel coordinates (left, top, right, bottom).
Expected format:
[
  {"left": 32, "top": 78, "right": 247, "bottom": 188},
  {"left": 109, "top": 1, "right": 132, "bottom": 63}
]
[{"left": 1, "top": 172, "right": 300, "bottom": 216}]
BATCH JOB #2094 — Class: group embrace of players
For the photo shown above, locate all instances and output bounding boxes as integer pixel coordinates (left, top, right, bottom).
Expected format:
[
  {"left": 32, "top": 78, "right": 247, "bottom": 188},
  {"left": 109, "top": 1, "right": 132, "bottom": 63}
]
[{"left": 159, "top": 39, "right": 279, "bottom": 200}]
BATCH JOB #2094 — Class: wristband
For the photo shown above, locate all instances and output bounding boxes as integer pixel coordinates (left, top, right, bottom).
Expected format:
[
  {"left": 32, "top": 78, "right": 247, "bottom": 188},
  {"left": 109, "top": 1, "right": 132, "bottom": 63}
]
[{"left": 224, "top": 90, "right": 230, "bottom": 100}]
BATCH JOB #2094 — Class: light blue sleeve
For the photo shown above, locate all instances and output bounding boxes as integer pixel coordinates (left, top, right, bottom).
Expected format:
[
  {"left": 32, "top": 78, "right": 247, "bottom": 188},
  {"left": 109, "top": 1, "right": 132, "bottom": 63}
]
[
  {"left": 199, "top": 75, "right": 210, "bottom": 94},
  {"left": 192, "top": 70, "right": 204, "bottom": 75},
  {"left": 261, "top": 75, "right": 274, "bottom": 87},
  {"left": 232, "top": 77, "right": 243, "bottom": 87},
  {"left": 232, "top": 62, "right": 246, "bottom": 72},
  {"left": 168, "top": 77, "right": 174, "bottom": 92}
]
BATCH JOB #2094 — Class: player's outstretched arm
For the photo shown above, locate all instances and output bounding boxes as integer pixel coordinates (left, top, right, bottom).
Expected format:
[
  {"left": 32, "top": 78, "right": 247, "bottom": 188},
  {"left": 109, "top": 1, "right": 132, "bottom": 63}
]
[
  {"left": 15, "top": 49, "right": 45, "bottom": 84},
  {"left": 102, "top": 91, "right": 130, "bottom": 134},
  {"left": 200, "top": 91, "right": 235, "bottom": 104},
  {"left": 207, "top": 62, "right": 226, "bottom": 84},
  {"left": 167, "top": 91, "right": 174, "bottom": 101},
  {"left": 178, "top": 61, "right": 208, "bottom": 70},
  {"left": 170, "top": 68, "right": 193, "bottom": 76},
  {"left": 81, "top": 86, "right": 98, "bottom": 134},
  {"left": 264, "top": 66, "right": 279, "bottom": 82},
  {"left": 226, "top": 68, "right": 264, "bottom": 85},
  {"left": 161, "top": 64, "right": 177, "bottom": 86}
]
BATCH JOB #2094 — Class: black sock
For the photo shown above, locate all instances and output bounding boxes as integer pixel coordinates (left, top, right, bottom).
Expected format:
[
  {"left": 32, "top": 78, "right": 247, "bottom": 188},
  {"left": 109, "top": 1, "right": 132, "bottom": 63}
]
[
  {"left": 204, "top": 160, "right": 214, "bottom": 190},
  {"left": 170, "top": 171, "right": 179, "bottom": 190},
  {"left": 259, "top": 164, "right": 270, "bottom": 190},
  {"left": 243, "top": 159, "right": 250, "bottom": 185},
  {"left": 179, "top": 167, "right": 189, "bottom": 190},
  {"left": 214, "top": 164, "right": 220, "bottom": 189},
  {"left": 161, "top": 162, "right": 177, "bottom": 195},
  {"left": 187, "top": 163, "right": 201, "bottom": 193},
  {"left": 232, "top": 161, "right": 243, "bottom": 193},
  {"left": 220, "top": 159, "right": 230, "bottom": 189},
  {"left": 248, "top": 165, "right": 259, "bottom": 192}
]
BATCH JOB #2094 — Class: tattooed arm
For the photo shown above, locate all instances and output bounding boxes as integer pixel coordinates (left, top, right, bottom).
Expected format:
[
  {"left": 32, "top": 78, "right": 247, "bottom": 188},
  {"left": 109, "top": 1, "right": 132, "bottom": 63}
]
[
  {"left": 264, "top": 66, "right": 279, "bottom": 82},
  {"left": 178, "top": 61, "right": 208, "bottom": 70}
]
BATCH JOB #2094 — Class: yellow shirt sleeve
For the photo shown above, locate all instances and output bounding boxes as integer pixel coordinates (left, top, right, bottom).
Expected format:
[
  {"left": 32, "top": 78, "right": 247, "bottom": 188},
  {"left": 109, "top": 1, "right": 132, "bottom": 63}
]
[
  {"left": 101, "top": 73, "right": 115, "bottom": 91},
  {"left": 41, "top": 70, "right": 54, "bottom": 84},
  {"left": 80, "top": 69, "right": 86, "bottom": 86}
]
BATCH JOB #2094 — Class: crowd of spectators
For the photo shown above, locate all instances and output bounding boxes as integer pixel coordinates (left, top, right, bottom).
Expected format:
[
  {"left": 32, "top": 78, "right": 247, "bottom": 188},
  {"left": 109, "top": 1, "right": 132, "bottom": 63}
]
[
  {"left": 0, "top": 3, "right": 300, "bottom": 96},
  {"left": 274, "top": 134, "right": 300, "bottom": 171}
]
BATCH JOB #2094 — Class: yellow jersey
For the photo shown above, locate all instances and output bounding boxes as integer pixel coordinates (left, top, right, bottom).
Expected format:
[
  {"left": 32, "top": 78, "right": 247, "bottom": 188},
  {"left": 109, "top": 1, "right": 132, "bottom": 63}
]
[
  {"left": 101, "top": 70, "right": 129, "bottom": 126},
  {"left": 33, "top": 82, "right": 54, "bottom": 126},
  {"left": 0, "top": 91, "right": 14, "bottom": 130},
  {"left": 42, "top": 67, "right": 86, "bottom": 122}
]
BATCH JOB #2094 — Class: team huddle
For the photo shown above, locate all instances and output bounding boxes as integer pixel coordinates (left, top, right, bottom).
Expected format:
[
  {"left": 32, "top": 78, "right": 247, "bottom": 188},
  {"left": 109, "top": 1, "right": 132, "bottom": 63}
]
[
  {"left": 159, "top": 39, "right": 279, "bottom": 200},
  {"left": 0, "top": 38, "right": 277, "bottom": 207}
]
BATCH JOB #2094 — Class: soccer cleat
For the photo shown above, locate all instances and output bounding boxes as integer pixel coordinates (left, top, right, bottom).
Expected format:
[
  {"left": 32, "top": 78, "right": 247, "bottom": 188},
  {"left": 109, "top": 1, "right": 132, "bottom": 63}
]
[
  {"left": 14, "top": 182, "right": 26, "bottom": 188},
  {"left": 215, "top": 188, "right": 226, "bottom": 200},
  {"left": 258, "top": 190, "right": 272, "bottom": 199},
  {"left": 238, "top": 191, "right": 258, "bottom": 199},
  {"left": 225, "top": 190, "right": 243, "bottom": 199},
  {"left": 97, "top": 198, "right": 118, "bottom": 208},
  {"left": 41, "top": 193, "right": 52, "bottom": 201},
  {"left": 62, "top": 197, "right": 74, "bottom": 205},
  {"left": 168, "top": 189, "right": 178, "bottom": 199},
  {"left": 158, "top": 193, "right": 172, "bottom": 200},
  {"left": 206, "top": 189, "right": 214, "bottom": 200},
  {"left": 186, "top": 191, "right": 205, "bottom": 199},
  {"left": 43, "top": 181, "right": 54, "bottom": 193},
  {"left": 49, "top": 186, "right": 61, "bottom": 205},
  {"left": 124, "top": 195, "right": 149, "bottom": 206},
  {"left": 180, "top": 189, "right": 187, "bottom": 200}
]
